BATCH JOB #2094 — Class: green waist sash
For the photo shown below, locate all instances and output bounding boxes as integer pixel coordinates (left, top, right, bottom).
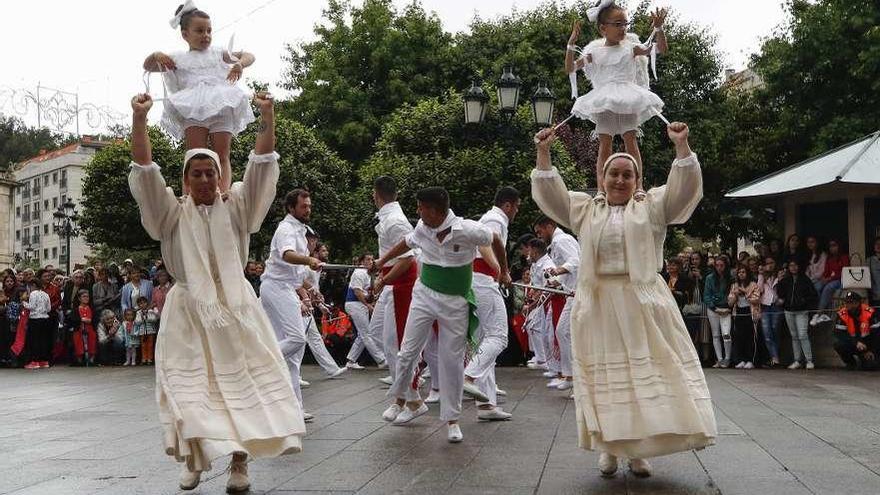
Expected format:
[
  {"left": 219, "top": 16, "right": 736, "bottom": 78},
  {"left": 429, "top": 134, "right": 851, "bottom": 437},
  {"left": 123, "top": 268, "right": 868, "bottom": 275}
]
[{"left": 419, "top": 263, "right": 479, "bottom": 354}]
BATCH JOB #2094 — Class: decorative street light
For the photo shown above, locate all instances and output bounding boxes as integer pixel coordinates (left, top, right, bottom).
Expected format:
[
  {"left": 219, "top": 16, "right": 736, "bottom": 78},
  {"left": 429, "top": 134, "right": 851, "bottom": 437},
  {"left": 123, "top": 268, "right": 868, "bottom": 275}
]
[
  {"left": 463, "top": 81, "right": 489, "bottom": 125},
  {"left": 531, "top": 81, "right": 556, "bottom": 127},
  {"left": 53, "top": 199, "right": 80, "bottom": 274},
  {"left": 497, "top": 67, "right": 522, "bottom": 119}
]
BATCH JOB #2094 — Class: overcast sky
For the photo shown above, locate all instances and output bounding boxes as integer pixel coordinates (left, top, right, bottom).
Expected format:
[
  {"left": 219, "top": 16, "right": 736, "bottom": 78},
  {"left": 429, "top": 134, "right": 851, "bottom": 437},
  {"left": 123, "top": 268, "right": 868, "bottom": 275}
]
[{"left": 0, "top": 0, "right": 787, "bottom": 134}]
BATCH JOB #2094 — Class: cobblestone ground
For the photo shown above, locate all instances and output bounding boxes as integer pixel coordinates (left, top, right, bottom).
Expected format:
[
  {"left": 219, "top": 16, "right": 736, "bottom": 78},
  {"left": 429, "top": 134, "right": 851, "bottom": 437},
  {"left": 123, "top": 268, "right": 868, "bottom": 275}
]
[{"left": 0, "top": 365, "right": 879, "bottom": 494}]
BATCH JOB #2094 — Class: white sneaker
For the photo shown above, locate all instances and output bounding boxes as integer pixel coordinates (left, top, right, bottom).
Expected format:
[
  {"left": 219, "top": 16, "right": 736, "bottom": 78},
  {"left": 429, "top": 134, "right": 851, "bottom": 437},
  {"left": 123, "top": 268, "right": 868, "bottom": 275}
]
[
  {"left": 743, "top": 362, "right": 755, "bottom": 369},
  {"left": 226, "top": 457, "right": 250, "bottom": 493},
  {"left": 382, "top": 403, "right": 403, "bottom": 422},
  {"left": 542, "top": 371, "right": 557, "bottom": 378},
  {"left": 805, "top": 361, "right": 815, "bottom": 370},
  {"left": 598, "top": 453, "right": 618, "bottom": 476},
  {"left": 422, "top": 368, "right": 432, "bottom": 379},
  {"left": 629, "top": 458, "right": 653, "bottom": 477},
  {"left": 376, "top": 361, "right": 389, "bottom": 370},
  {"left": 527, "top": 361, "right": 544, "bottom": 370},
  {"left": 299, "top": 378, "right": 311, "bottom": 388},
  {"left": 809, "top": 314, "right": 819, "bottom": 327},
  {"left": 346, "top": 361, "right": 365, "bottom": 370},
  {"left": 378, "top": 376, "right": 394, "bottom": 385},
  {"left": 179, "top": 465, "right": 201, "bottom": 490},
  {"left": 477, "top": 407, "right": 512, "bottom": 421},
  {"left": 817, "top": 314, "right": 831, "bottom": 324},
  {"left": 328, "top": 367, "right": 347, "bottom": 378},
  {"left": 556, "top": 380, "right": 573, "bottom": 391},
  {"left": 735, "top": 361, "right": 745, "bottom": 369},
  {"left": 447, "top": 423, "right": 463, "bottom": 443},
  {"left": 303, "top": 412, "right": 314, "bottom": 422},
  {"left": 462, "top": 381, "right": 490, "bottom": 402},
  {"left": 788, "top": 361, "right": 802, "bottom": 370},
  {"left": 393, "top": 403, "right": 428, "bottom": 425},
  {"left": 425, "top": 389, "right": 441, "bottom": 404},
  {"left": 547, "top": 378, "right": 563, "bottom": 388},
  {"left": 496, "top": 387, "right": 507, "bottom": 397}
]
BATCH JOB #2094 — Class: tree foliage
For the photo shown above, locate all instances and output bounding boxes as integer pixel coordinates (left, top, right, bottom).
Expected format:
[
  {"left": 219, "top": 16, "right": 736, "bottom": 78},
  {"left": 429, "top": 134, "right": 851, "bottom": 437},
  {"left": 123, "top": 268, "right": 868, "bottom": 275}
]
[{"left": 0, "top": 115, "right": 72, "bottom": 171}]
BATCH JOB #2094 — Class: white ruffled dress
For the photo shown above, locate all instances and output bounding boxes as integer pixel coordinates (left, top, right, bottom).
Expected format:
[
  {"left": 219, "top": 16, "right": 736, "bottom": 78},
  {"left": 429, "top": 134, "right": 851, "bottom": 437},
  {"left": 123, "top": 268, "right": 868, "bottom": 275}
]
[
  {"left": 531, "top": 154, "right": 716, "bottom": 459},
  {"left": 572, "top": 34, "right": 664, "bottom": 136},
  {"left": 160, "top": 46, "right": 255, "bottom": 139}
]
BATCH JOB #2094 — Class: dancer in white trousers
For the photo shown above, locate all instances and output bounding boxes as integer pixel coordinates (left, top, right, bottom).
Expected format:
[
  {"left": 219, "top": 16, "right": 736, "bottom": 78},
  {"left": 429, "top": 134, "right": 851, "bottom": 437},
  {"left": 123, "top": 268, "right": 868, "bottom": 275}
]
[
  {"left": 464, "top": 187, "right": 520, "bottom": 420},
  {"left": 128, "top": 92, "right": 304, "bottom": 493},
  {"left": 345, "top": 254, "right": 386, "bottom": 369},
  {"left": 300, "top": 236, "right": 347, "bottom": 379},
  {"left": 375, "top": 187, "right": 510, "bottom": 443},
  {"left": 533, "top": 215, "right": 580, "bottom": 391},
  {"left": 260, "top": 189, "right": 321, "bottom": 422},
  {"left": 369, "top": 176, "right": 420, "bottom": 397},
  {"left": 524, "top": 238, "right": 554, "bottom": 370}
]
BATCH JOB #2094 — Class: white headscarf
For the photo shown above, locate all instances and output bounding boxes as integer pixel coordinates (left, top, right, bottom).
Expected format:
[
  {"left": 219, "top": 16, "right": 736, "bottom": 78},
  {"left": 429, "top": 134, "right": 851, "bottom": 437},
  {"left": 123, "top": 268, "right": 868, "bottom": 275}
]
[
  {"left": 603, "top": 152, "right": 642, "bottom": 178},
  {"left": 587, "top": 0, "right": 616, "bottom": 23}
]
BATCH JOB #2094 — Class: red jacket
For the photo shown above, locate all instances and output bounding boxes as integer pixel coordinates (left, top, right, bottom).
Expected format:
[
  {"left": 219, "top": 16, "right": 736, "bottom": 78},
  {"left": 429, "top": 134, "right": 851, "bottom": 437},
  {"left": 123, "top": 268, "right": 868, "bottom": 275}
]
[
  {"left": 837, "top": 304, "right": 875, "bottom": 337},
  {"left": 823, "top": 254, "right": 850, "bottom": 281}
]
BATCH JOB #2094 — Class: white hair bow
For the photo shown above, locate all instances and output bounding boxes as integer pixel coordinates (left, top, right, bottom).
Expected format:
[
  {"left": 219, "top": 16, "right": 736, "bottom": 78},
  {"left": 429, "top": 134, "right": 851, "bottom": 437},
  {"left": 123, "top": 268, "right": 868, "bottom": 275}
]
[
  {"left": 169, "top": 0, "right": 198, "bottom": 29},
  {"left": 586, "top": 0, "right": 615, "bottom": 23}
]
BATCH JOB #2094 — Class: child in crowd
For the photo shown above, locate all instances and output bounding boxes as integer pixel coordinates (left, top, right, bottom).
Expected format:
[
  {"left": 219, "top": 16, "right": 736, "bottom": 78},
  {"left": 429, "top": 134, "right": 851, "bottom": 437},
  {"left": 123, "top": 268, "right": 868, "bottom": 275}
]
[
  {"left": 134, "top": 296, "right": 160, "bottom": 365},
  {"left": 122, "top": 308, "right": 140, "bottom": 366}
]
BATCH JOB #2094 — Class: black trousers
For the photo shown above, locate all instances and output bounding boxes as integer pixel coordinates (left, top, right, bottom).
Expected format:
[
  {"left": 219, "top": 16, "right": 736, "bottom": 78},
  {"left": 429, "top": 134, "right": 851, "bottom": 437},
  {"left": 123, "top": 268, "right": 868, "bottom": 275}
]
[
  {"left": 731, "top": 308, "right": 759, "bottom": 365},
  {"left": 26, "top": 318, "right": 54, "bottom": 363}
]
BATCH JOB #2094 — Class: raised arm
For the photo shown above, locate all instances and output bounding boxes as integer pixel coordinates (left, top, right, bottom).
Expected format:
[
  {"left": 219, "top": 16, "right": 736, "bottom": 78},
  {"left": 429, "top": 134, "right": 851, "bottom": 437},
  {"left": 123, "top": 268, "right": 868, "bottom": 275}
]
[
  {"left": 232, "top": 92, "right": 279, "bottom": 232},
  {"left": 131, "top": 95, "right": 153, "bottom": 166},
  {"left": 531, "top": 128, "right": 580, "bottom": 230},
  {"left": 657, "top": 123, "right": 702, "bottom": 224},
  {"left": 254, "top": 92, "right": 275, "bottom": 154}
]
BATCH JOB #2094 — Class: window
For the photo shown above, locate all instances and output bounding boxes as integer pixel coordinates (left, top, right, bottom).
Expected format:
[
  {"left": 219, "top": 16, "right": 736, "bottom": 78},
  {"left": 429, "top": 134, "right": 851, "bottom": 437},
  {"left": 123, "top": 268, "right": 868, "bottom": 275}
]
[
  {"left": 22, "top": 204, "right": 29, "bottom": 219},
  {"left": 43, "top": 249, "right": 48, "bottom": 259},
  {"left": 61, "top": 245, "right": 67, "bottom": 255},
  {"left": 43, "top": 200, "right": 48, "bottom": 210},
  {"left": 15, "top": 230, "right": 19, "bottom": 241},
  {"left": 60, "top": 170, "right": 67, "bottom": 189},
  {"left": 52, "top": 172, "right": 57, "bottom": 184},
  {"left": 33, "top": 178, "right": 39, "bottom": 188},
  {"left": 61, "top": 194, "right": 66, "bottom": 204},
  {"left": 15, "top": 188, "right": 20, "bottom": 196},
  {"left": 15, "top": 207, "right": 20, "bottom": 218},
  {"left": 52, "top": 198, "right": 58, "bottom": 208},
  {"left": 43, "top": 224, "right": 48, "bottom": 235},
  {"left": 52, "top": 247, "right": 57, "bottom": 259}
]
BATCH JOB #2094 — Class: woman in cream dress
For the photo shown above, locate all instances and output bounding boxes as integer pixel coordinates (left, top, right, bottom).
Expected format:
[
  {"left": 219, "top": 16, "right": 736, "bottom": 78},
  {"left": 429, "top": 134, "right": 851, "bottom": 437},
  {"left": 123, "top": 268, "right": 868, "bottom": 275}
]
[
  {"left": 531, "top": 122, "right": 716, "bottom": 478},
  {"left": 128, "top": 92, "right": 305, "bottom": 493}
]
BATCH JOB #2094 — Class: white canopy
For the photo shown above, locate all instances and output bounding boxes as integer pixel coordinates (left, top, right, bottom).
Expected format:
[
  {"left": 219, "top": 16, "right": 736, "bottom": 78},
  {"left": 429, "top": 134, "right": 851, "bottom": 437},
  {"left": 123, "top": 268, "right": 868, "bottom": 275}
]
[{"left": 726, "top": 131, "right": 880, "bottom": 198}]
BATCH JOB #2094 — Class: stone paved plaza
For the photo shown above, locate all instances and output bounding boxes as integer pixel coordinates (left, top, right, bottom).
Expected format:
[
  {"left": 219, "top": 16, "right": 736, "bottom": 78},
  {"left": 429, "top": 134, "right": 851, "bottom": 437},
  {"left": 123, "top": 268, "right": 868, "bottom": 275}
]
[{"left": 0, "top": 365, "right": 879, "bottom": 495}]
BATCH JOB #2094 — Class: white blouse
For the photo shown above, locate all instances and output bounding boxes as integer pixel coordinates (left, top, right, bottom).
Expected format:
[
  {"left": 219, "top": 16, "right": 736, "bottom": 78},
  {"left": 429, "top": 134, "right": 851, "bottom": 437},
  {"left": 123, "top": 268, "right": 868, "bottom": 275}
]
[{"left": 597, "top": 206, "right": 628, "bottom": 275}]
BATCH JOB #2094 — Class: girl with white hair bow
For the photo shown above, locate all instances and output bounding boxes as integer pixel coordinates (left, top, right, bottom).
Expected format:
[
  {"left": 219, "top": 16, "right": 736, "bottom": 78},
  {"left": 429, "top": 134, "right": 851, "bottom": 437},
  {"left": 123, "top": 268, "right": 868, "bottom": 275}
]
[
  {"left": 564, "top": 1, "right": 669, "bottom": 204},
  {"left": 143, "top": 1, "right": 257, "bottom": 195}
]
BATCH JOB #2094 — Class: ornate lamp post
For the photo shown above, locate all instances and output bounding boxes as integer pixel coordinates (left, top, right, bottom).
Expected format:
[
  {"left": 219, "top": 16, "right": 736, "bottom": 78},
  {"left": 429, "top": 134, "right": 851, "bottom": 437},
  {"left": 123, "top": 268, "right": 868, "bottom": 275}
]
[
  {"left": 531, "top": 82, "right": 556, "bottom": 127},
  {"left": 53, "top": 199, "right": 80, "bottom": 274},
  {"left": 496, "top": 67, "right": 523, "bottom": 120},
  {"left": 463, "top": 81, "right": 490, "bottom": 125}
]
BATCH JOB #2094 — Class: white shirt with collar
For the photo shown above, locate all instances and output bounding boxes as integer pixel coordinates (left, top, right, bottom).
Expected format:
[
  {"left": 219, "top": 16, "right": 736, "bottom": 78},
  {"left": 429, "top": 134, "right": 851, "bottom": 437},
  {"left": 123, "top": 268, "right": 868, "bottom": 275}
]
[
  {"left": 262, "top": 214, "right": 309, "bottom": 285},
  {"left": 549, "top": 227, "right": 580, "bottom": 291},
  {"left": 376, "top": 202, "right": 415, "bottom": 265},
  {"left": 475, "top": 206, "right": 509, "bottom": 258},
  {"left": 405, "top": 210, "right": 493, "bottom": 268},
  {"left": 531, "top": 253, "right": 555, "bottom": 287}
]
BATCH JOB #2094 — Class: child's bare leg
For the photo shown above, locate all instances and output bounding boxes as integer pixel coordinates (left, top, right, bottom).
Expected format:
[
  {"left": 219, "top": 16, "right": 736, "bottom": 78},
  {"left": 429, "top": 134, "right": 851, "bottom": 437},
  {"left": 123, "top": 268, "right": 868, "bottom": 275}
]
[
  {"left": 623, "top": 130, "right": 646, "bottom": 199},
  {"left": 595, "top": 133, "right": 613, "bottom": 202},
  {"left": 210, "top": 132, "right": 233, "bottom": 193}
]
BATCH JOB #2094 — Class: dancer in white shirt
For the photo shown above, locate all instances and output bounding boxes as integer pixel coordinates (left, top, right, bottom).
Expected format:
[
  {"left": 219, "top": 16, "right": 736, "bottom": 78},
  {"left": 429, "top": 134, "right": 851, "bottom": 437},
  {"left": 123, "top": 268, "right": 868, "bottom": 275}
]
[
  {"left": 463, "top": 187, "right": 521, "bottom": 420},
  {"left": 344, "top": 254, "right": 387, "bottom": 369},
  {"left": 374, "top": 187, "right": 509, "bottom": 443}
]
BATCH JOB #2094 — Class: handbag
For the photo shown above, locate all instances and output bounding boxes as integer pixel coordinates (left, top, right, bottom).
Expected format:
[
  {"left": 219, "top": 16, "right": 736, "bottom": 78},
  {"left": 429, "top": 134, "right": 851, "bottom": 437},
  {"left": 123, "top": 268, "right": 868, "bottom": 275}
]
[{"left": 842, "top": 253, "right": 871, "bottom": 290}]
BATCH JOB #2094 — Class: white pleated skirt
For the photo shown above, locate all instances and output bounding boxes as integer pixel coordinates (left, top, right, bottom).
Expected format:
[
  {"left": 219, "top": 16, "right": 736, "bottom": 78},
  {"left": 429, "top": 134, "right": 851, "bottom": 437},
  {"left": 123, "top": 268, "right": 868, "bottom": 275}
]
[
  {"left": 570, "top": 274, "right": 716, "bottom": 459},
  {"left": 156, "top": 284, "right": 305, "bottom": 472}
]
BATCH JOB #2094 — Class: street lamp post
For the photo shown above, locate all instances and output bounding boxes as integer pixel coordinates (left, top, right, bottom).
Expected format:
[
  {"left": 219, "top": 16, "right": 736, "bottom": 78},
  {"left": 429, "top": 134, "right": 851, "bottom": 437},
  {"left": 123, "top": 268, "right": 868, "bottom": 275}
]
[
  {"left": 531, "top": 82, "right": 556, "bottom": 127},
  {"left": 53, "top": 199, "right": 80, "bottom": 275}
]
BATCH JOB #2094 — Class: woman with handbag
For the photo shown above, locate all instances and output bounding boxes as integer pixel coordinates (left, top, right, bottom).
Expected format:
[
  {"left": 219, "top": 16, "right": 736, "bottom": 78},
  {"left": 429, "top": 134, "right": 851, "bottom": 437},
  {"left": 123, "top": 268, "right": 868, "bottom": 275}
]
[
  {"left": 758, "top": 258, "right": 783, "bottom": 366},
  {"left": 704, "top": 257, "right": 733, "bottom": 367},
  {"left": 814, "top": 239, "right": 849, "bottom": 324}
]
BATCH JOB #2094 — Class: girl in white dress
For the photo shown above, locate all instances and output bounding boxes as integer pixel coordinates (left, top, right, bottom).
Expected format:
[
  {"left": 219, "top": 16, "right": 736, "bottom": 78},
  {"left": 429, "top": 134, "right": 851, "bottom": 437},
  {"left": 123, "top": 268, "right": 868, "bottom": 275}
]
[
  {"left": 531, "top": 122, "right": 716, "bottom": 478},
  {"left": 565, "top": 1, "right": 668, "bottom": 202},
  {"left": 143, "top": 1, "right": 256, "bottom": 193}
]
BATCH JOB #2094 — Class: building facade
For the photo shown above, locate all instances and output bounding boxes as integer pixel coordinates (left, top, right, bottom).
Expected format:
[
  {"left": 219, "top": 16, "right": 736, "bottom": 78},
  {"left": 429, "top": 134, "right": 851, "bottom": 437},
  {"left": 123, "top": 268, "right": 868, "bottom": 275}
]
[{"left": 4, "top": 138, "right": 108, "bottom": 272}]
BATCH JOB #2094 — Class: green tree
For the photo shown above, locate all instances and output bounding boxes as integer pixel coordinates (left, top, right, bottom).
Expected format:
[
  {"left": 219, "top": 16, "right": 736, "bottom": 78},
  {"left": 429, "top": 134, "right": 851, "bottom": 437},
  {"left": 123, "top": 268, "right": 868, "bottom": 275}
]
[
  {"left": 79, "top": 118, "right": 357, "bottom": 260},
  {"left": 0, "top": 115, "right": 70, "bottom": 171},
  {"left": 359, "top": 91, "right": 587, "bottom": 241},
  {"left": 281, "top": 0, "right": 456, "bottom": 162}
]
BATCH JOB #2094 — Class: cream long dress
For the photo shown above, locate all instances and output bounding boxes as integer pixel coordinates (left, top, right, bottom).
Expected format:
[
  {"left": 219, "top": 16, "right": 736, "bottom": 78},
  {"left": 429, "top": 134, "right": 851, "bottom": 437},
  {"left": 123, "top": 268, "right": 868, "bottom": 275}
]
[
  {"left": 531, "top": 153, "right": 716, "bottom": 459},
  {"left": 129, "top": 151, "right": 305, "bottom": 472}
]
